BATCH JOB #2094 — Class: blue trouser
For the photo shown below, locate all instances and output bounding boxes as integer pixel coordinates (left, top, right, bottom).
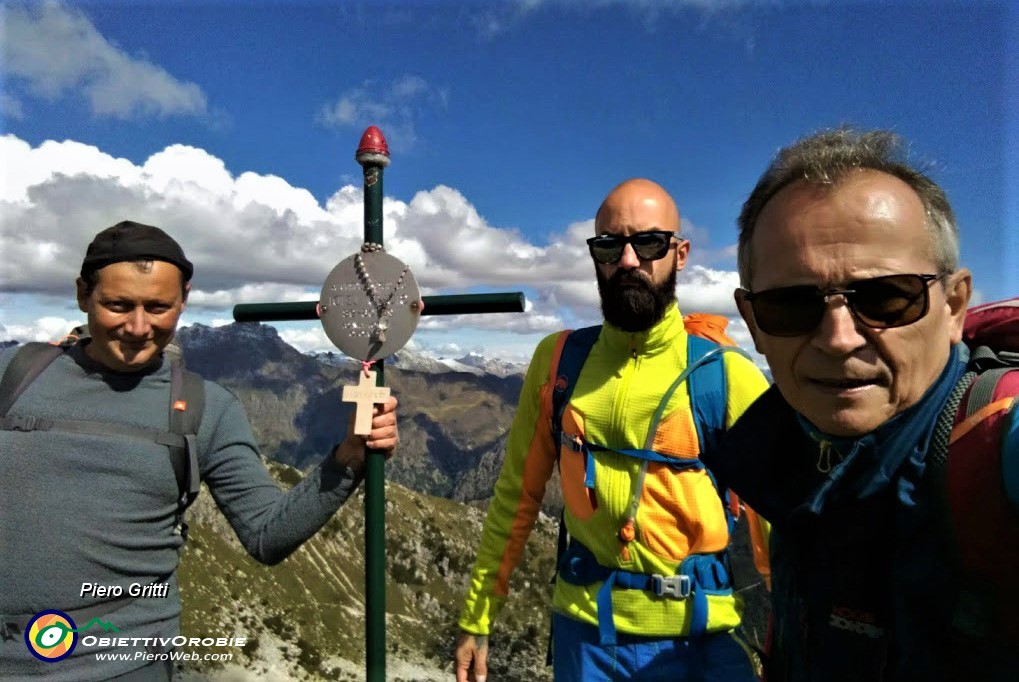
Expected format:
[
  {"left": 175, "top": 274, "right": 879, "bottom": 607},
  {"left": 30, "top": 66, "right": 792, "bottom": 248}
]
[{"left": 552, "top": 612, "right": 757, "bottom": 682}]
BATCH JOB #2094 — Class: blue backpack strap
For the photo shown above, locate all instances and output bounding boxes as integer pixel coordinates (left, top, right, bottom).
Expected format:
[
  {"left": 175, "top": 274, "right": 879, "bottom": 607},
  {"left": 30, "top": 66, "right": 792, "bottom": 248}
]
[
  {"left": 686, "top": 334, "right": 727, "bottom": 455},
  {"left": 550, "top": 325, "right": 601, "bottom": 451},
  {"left": 546, "top": 325, "right": 600, "bottom": 664},
  {"left": 557, "top": 538, "right": 732, "bottom": 644},
  {"left": 686, "top": 334, "right": 739, "bottom": 535}
]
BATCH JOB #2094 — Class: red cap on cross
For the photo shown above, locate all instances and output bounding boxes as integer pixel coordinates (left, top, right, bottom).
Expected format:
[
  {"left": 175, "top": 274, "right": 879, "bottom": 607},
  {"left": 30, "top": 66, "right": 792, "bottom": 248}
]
[{"left": 357, "top": 126, "right": 390, "bottom": 158}]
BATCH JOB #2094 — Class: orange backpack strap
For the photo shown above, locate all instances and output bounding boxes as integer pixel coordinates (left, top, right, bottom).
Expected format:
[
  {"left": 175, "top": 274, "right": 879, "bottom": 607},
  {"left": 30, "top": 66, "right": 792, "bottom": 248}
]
[{"left": 743, "top": 505, "right": 772, "bottom": 591}]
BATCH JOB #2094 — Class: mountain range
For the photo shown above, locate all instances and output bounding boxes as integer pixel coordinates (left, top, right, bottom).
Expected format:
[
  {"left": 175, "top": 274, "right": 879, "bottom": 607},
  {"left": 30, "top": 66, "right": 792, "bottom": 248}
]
[
  {"left": 176, "top": 322, "right": 528, "bottom": 502},
  {"left": 173, "top": 322, "right": 558, "bottom": 679}
]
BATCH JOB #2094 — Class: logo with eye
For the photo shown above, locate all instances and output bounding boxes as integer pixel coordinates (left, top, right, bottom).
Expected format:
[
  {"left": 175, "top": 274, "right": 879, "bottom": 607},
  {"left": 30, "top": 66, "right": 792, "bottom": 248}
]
[
  {"left": 24, "top": 611, "right": 78, "bottom": 662},
  {"left": 22, "top": 611, "right": 119, "bottom": 662}
]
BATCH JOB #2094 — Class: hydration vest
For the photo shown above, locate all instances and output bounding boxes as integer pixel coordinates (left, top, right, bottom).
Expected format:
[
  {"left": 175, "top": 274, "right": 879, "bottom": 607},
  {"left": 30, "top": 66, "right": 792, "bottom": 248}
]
[{"left": 548, "top": 315, "right": 760, "bottom": 645}]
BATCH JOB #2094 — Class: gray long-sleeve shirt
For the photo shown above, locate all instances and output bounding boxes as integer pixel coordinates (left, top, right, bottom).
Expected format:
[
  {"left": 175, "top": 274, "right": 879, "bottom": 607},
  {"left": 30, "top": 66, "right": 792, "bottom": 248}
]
[{"left": 0, "top": 343, "right": 361, "bottom": 680}]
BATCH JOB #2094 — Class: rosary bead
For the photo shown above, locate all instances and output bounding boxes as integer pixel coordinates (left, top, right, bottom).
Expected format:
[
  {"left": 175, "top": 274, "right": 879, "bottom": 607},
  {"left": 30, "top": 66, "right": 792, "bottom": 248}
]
[{"left": 352, "top": 250, "right": 411, "bottom": 348}]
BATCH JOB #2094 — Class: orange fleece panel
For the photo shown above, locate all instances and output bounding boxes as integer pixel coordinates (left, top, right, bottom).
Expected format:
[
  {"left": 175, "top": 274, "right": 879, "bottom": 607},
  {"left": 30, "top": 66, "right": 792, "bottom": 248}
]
[{"left": 494, "top": 380, "right": 557, "bottom": 597}]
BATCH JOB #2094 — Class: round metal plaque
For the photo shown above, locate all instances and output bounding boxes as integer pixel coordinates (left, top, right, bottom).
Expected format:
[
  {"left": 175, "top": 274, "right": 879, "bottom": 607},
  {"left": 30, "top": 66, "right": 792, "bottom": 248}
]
[{"left": 319, "top": 251, "right": 422, "bottom": 361}]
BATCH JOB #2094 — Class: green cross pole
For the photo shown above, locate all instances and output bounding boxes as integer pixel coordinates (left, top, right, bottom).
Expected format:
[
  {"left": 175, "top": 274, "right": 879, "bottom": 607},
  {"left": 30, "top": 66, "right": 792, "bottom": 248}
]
[{"left": 233, "top": 126, "right": 525, "bottom": 681}]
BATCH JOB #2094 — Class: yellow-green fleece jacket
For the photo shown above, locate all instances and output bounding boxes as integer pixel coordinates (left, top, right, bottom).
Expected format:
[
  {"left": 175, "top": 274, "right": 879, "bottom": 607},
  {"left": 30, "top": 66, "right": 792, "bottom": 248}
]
[{"left": 458, "top": 303, "right": 769, "bottom": 637}]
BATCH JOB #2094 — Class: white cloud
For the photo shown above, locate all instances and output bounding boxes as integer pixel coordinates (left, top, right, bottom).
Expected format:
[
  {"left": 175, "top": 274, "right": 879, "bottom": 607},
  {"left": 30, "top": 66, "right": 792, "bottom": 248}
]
[
  {"left": 718, "top": 315, "right": 768, "bottom": 369},
  {"left": 0, "top": 316, "right": 82, "bottom": 343},
  {"left": 277, "top": 327, "right": 334, "bottom": 354},
  {"left": 186, "top": 283, "right": 319, "bottom": 310},
  {"left": 418, "top": 310, "right": 565, "bottom": 335},
  {"left": 473, "top": 0, "right": 771, "bottom": 37},
  {"left": 2, "top": 1, "right": 208, "bottom": 119},
  {"left": 317, "top": 75, "right": 448, "bottom": 152},
  {"left": 0, "top": 134, "right": 745, "bottom": 347},
  {"left": 676, "top": 265, "right": 741, "bottom": 316}
]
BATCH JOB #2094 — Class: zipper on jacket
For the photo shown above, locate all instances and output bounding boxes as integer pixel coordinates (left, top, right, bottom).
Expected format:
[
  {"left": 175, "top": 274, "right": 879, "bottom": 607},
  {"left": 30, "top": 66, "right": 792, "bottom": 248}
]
[
  {"left": 609, "top": 338, "right": 641, "bottom": 441},
  {"left": 816, "top": 440, "right": 842, "bottom": 473},
  {"left": 607, "top": 335, "right": 642, "bottom": 561}
]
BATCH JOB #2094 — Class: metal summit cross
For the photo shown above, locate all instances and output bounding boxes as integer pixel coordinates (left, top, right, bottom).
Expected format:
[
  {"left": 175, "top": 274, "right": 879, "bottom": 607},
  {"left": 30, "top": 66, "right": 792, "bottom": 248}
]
[{"left": 232, "top": 126, "right": 525, "bottom": 681}]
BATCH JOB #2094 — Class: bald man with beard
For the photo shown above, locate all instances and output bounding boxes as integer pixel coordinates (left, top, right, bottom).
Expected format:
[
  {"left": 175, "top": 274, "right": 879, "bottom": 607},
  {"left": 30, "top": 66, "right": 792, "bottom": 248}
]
[{"left": 454, "top": 180, "right": 770, "bottom": 681}]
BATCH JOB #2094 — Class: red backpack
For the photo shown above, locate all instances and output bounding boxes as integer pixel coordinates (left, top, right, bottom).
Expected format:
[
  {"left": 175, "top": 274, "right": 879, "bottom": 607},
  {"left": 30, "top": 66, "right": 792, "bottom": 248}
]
[{"left": 928, "top": 298, "right": 1019, "bottom": 641}]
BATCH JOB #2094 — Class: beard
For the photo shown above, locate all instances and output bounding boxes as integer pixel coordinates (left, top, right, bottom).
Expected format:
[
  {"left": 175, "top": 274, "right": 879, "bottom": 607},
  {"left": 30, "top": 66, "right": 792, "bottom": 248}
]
[{"left": 596, "top": 265, "right": 677, "bottom": 332}]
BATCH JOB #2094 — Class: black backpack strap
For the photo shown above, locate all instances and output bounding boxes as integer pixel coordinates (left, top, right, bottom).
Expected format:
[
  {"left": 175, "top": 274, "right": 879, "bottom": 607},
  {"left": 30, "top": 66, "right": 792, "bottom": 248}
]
[
  {"left": 965, "top": 367, "right": 1014, "bottom": 419},
  {"left": 1, "top": 344, "right": 206, "bottom": 546},
  {"left": 0, "top": 343, "right": 66, "bottom": 417},
  {"left": 966, "top": 345, "right": 1019, "bottom": 374},
  {"left": 927, "top": 369, "right": 984, "bottom": 634},
  {"left": 927, "top": 370, "right": 976, "bottom": 538},
  {"left": 167, "top": 359, "right": 205, "bottom": 541}
]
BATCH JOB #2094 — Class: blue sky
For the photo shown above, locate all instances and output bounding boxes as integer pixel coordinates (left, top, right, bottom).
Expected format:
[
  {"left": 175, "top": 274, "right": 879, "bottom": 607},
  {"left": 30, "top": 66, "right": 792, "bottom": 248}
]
[{"left": 1, "top": 0, "right": 1015, "bottom": 364}]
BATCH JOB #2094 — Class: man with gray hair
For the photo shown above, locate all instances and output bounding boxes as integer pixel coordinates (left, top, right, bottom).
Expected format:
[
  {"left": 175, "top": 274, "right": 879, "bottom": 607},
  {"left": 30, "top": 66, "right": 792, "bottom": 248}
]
[{"left": 701, "top": 128, "right": 1018, "bottom": 680}]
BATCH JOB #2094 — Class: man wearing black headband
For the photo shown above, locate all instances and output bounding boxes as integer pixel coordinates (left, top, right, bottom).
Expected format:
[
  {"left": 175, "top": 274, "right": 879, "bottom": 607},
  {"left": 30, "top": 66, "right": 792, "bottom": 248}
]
[
  {"left": 0, "top": 221, "right": 399, "bottom": 680},
  {"left": 702, "top": 129, "right": 1018, "bottom": 679},
  {"left": 75, "top": 221, "right": 197, "bottom": 373}
]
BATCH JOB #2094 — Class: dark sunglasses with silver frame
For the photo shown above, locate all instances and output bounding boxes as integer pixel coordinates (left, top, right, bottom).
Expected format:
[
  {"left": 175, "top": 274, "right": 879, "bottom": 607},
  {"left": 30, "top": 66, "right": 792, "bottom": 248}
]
[
  {"left": 741, "top": 273, "right": 947, "bottom": 337},
  {"left": 586, "top": 230, "right": 677, "bottom": 265}
]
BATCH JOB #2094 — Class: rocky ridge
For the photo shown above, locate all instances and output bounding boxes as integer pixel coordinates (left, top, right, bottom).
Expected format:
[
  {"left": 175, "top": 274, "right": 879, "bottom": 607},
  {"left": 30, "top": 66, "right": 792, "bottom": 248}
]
[{"left": 177, "top": 462, "right": 558, "bottom": 681}]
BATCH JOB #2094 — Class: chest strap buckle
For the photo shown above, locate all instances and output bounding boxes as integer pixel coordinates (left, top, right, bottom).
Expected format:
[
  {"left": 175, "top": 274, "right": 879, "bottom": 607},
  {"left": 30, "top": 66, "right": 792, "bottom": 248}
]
[{"left": 652, "top": 573, "right": 692, "bottom": 599}]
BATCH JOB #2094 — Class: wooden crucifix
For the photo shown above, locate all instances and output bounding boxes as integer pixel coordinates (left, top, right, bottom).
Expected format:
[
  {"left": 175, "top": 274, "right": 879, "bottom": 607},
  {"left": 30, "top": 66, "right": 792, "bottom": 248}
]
[
  {"left": 342, "top": 371, "right": 390, "bottom": 436},
  {"left": 232, "top": 126, "right": 525, "bottom": 682}
]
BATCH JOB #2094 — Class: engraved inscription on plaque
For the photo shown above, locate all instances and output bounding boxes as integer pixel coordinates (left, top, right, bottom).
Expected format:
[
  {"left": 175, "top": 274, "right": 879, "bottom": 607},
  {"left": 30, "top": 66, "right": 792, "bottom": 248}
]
[{"left": 319, "top": 251, "right": 421, "bottom": 360}]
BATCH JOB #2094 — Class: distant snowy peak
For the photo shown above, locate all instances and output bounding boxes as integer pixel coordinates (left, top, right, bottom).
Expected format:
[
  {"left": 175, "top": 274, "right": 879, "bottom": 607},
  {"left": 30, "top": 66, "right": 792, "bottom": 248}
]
[
  {"left": 308, "top": 350, "right": 359, "bottom": 369},
  {"left": 308, "top": 348, "right": 453, "bottom": 375},
  {"left": 453, "top": 352, "right": 525, "bottom": 377},
  {"left": 174, "top": 323, "right": 526, "bottom": 378},
  {"left": 307, "top": 347, "right": 525, "bottom": 377}
]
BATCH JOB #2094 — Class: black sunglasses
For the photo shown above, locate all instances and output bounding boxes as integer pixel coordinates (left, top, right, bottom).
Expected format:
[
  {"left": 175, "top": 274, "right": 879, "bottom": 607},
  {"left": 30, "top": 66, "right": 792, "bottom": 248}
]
[
  {"left": 586, "top": 230, "right": 676, "bottom": 265},
  {"left": 742, "top": 273, "right": 944, "bottom": 337}
]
